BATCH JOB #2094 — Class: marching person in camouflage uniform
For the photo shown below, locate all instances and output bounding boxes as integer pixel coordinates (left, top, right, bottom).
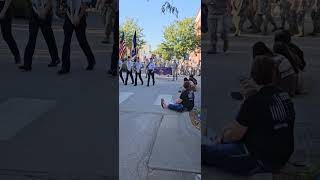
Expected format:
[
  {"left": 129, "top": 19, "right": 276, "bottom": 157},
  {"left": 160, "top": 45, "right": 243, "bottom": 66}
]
[
  {"left": 295, "top": 0, "right": 309, "bottom": 37},
  {"left": 255, "top": 0, "right": 278, "bottom": 35},
  {"left": 310, "top": 0, "right": 320, "bottom": 35},
  {"left": 96, "top": 0, "right": 116, "bottom": 44},
  {"left": 205, "top": 0, "right": 232, "bottom": 54},
  {"left": 288, "top": 0, "right": 299, "bottom": 34},
  {"left": 279, "top": 0, "right": 291, "bottom": 29},
  {"left": 239, "top": 0, "right": 259, "bottom": 33}
]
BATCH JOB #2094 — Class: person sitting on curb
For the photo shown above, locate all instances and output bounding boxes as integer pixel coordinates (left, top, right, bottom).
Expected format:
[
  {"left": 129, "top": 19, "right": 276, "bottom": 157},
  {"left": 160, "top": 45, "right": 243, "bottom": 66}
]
[
  {"left": 161, "top": 81, "right": 195, "bottom": 112},
  {"left": 202, "top": 56, "right": 295, "bottom": 176}
]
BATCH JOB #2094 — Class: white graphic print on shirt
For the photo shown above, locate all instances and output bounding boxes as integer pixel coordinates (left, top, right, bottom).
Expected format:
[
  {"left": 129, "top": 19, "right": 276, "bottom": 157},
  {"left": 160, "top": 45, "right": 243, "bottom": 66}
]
[{"left": 269, "top": 92, "right": 292, "bottom": 130}]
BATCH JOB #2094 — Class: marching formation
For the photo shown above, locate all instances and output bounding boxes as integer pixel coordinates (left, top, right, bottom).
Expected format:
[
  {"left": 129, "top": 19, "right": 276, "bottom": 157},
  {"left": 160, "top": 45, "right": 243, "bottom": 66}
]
[
  {"left": 202, "top": 0, "right": 320, "bottom": 53},
  {"left": 0, "top": 0, "right": 118, "bottom": 75}
]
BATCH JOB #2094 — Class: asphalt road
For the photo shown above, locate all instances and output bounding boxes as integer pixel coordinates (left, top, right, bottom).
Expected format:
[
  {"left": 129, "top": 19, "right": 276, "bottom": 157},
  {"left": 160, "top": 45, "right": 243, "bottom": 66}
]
[{"left": 0, "top": 15, "right": 118, "bottom": 180}]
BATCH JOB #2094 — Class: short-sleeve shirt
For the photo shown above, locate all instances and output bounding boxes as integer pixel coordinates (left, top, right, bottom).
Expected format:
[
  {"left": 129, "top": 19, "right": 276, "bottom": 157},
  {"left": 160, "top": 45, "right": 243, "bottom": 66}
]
[
  {"left": 31, "top": 0, "right": 56, "bottom": 14},
  {"left": 180, "top": 90, "right": 195, "bottom": 111},
  {"left": 65, "top": 0, "right": 90, "bottom": 16},
  {"left": 236, "top": 86, "right": 295, "bottom": 170},
  {"left": 206, "top": 0, "right": 228, "bottom": 17}
]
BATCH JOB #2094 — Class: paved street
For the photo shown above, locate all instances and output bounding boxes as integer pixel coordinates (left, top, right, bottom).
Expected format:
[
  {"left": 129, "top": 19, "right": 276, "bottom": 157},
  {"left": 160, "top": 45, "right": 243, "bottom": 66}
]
[
  {"left": 119, "top": 74, "right": 201, "bottom": 180},
  {"left": 0, "top": 14, "right": 118, "bottom": 179},
  {"left": 202, "top": 30, "right": 320, "bottom": 179}
]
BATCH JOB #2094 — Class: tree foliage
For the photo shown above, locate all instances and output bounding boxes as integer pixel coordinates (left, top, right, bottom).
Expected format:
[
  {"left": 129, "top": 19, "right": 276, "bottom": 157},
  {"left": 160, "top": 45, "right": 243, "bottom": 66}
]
[
  {"left": 154, "top": 18, "right": 200, "bottom": 60},
  {"left": 120, "top": 18, "right": 146, "bottom": 52}
]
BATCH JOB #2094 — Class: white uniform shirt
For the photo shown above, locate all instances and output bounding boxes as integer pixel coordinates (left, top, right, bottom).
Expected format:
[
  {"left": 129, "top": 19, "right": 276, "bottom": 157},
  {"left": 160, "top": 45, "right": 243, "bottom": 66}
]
[
  {"left": 135, "top": 61, "right": 143, "bottom": 72},
  {"left": 65, "top": 0, "right": 89, "bottom": 17},
  {"left": 147, "top": 61, "right": 156, "bottom": 71},
  {"left": 31, "top": 0, "right": 56, "bottom": 15},
  {"left": 126, "top": 60, "right": 133, "bottom": 71}
]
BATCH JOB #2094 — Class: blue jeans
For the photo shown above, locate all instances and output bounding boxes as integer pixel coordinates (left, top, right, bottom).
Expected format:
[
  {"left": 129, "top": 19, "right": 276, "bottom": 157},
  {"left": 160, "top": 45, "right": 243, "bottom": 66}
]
[
  {"left": 202, "top": 136, "right": 268, "bottom": 175},
  {"left": 168, "top": 103, "right": 184, "bottom": 112}
]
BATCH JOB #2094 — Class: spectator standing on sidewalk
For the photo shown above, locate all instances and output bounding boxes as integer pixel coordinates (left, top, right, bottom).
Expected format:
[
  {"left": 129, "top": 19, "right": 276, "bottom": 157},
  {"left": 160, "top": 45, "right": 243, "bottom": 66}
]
[
  {"left": 0, "top": 0, "right": 21, "bottom": 64},
  {"left": 58, "top": 0, "right": 96, "bottom": 75},
  {"left": 205, "top": 0, "right": 232, "bottom": 54},
  {"left": 19, "top": 0, "right": 60, "bottom": 71}
]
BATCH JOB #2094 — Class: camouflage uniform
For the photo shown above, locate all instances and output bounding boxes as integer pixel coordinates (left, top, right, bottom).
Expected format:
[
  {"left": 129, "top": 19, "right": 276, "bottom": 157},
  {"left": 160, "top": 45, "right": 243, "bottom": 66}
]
[
  {"left": 239, "top": 0, "right": 258, "bottom": 32},
  {"left": 206, "top": 0, "right": 231, "bottom": 53},
  {"left": 288, "top": 0, "right": 299, "bottom": 34},
  {"left": 256, "top": 0, "right": 278, "bottom": 34},
  {"left": 295, "top": 0, "right": 309, "bottom": 36},
  {"left": 310, "top": 0, "right": 320, "bottom": 34},
  {"left": 280, "top": 0, "right": 291, "bottom": 29},
  {"left": 99, "top": 0, "right": 116, "bottom": 43}
]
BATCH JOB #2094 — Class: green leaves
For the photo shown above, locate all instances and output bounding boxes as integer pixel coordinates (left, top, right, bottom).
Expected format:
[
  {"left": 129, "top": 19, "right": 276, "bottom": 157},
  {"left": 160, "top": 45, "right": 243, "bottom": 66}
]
[
  {"left": 120, "top": 18, "right": 146, "bottom": 53},
  {"left": 155, "top": 18, "right": 200, "bottom": 61}
]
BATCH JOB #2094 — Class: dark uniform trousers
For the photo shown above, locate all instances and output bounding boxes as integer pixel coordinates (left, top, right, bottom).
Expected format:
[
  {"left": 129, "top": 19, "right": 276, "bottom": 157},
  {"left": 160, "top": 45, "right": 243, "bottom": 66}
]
[
  {"left": 135, "top": 70, "right": 143, "bottom": 85},
  {"left": 61, "top": 14, "right": 95, "bottom": 71},
  {"left": 125, "top": 70, "right": 134, "bottom": 85},
  {"left": 147, "top": 70, "right": 155, "bottom": 86},
  {"left": 110, "top": 11, "right": 119, "bottom": 72},
  {"left": 24, "top": 9, "right": 59, "bottom": 68},
  {"left": 0, "top": 2, "right": 20, "bottom": 60}
]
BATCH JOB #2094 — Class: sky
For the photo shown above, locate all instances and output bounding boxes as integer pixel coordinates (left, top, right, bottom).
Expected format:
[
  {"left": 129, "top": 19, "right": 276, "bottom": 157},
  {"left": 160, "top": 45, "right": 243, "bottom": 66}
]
[{"left": 120, "top": 0, "right": 200, "bottom": 51}]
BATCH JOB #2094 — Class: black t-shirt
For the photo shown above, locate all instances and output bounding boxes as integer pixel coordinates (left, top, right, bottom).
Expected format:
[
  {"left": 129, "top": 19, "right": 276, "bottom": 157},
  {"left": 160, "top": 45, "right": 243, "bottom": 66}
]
[
  {"left": 236, "top": 86, "right": 295, "bottom": 170},
  {"left": 180, "top": 90, "right": 195, "bottom": 111}
]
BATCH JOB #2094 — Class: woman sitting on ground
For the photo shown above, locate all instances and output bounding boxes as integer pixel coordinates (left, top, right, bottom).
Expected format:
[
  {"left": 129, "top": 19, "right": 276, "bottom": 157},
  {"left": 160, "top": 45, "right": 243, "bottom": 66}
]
[{"left": 161, "top": 81, "right": 195, "bottom": 112}]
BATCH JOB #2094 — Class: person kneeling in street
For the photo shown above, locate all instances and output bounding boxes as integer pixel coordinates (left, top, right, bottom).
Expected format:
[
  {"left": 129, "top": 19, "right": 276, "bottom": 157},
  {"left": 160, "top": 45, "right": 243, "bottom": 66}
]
[
  {"left": 161, "top": 81, "right": 195, "bottom": 112},
  {"left": 202, "top": 56, "right": 295, "bottom": 176}
]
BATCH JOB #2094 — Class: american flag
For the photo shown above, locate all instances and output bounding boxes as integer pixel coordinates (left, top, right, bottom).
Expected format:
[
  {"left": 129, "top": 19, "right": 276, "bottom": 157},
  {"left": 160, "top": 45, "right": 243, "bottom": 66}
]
[{"left": 119, "top": 32, "right": 126, "bottom": 59}]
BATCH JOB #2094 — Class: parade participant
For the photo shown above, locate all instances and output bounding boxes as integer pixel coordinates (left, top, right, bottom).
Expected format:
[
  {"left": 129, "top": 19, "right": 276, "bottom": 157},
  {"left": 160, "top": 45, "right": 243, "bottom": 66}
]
[
  {"left": 58, "top": 0, "right": 96, "bottom": 75},
  {"left": 106, "top": 0, "right": 118, "bottom": 76},
  {"left": 231, "top": 0, "right": 243, "bottom": 36},
  {"left": 161, "top": 81, "right": 195, "bottom": 112},
  {"left": 202, "top": 56, "right": 295, "bottom": 175},
  {"left": 125, "top": 56, "right": 134, "bottom": 85},
  {"left": 205, "top": 0, "right": 232, "bottom": 54},
  {"left": 255, "top": 0, "right": 278, "bottom": 35},
  {"left": 279, "top": 0, "right": 291, "bottom": 30},
  {"left": 171, "top": 60, "right": 178, "bottom": 81},
  {"left": 119, "top": 58, "right": 125, "bottom": 84},
  {"left": 295, "top": 0, "right": 309, "bottom": 37},
  {"left": 134, "top": 57, "right": 143, "bottom": 86},
  {"left": 96, "top": 0, "right": 116, "bottom": 44},
  {"left": 238, "top": 0, "right": 259, "bottom": 34},
  {"left": 146, "top": 56, "right": 156, "bottom": 87},
  {"left": 0, "top": 0, "right": 21, "bottom": 64},
  {"left": 19, "top": 0, "right": 60, "bottom": 71},
  {"left": 289, "top": 0, "right": 299, "bottom": 34},
  {"left": 310, "top": 0, "right": 320, "bottom": 35}
]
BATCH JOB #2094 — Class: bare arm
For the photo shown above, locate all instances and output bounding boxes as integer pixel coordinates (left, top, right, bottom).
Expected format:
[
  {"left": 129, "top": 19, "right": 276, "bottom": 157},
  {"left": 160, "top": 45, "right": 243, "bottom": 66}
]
[
  {"left": 175, "top": 98, "right": 183, "bottom": 104},
  {"left": 216, "top": 120, "right": 248, "bottom": 143},
  {"left": 0, "top": 0, "right": 12, "bottom": 16}
]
